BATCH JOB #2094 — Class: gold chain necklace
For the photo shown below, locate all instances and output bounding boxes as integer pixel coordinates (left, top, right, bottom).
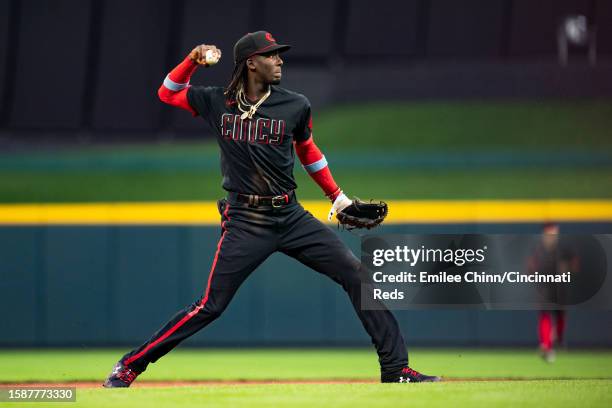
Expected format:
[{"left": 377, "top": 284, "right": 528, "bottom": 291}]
[{"left": 237, "top": 87, "right": 271, "bottom": 120}]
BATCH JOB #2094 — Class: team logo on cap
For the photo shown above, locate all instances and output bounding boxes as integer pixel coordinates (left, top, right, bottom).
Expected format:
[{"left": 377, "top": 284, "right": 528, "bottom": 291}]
[{"left": 265, "top": 32, "right": 276, "bottom": 43}]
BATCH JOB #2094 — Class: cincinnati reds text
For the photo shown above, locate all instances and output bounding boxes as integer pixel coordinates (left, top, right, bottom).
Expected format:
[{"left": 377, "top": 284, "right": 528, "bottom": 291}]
[{"left": 221, "top": 113, "right": 286, "bottom": 145}]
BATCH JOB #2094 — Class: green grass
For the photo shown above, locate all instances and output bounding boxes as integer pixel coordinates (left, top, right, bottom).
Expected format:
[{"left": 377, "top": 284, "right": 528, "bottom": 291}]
[
  {"left": 1, "top": 100, "right": 612, "bottom": 202},
  {"left": 69, "top": 382, "right": 612, "bottom": 408},
  {"left": 1, "top": 349, "right": 611, "bottom": 382},
  {"left": 4, "top": 100, "right": 610, "bottom": 154},
  {"left": 0, "top": 349, "right": 611, "bottom": 407},
  {"left": 314, "top": 100, "right": 612, "bottom": 151},
  {"left": 0, "top": 168, "right": 610, "bottom": 202}
]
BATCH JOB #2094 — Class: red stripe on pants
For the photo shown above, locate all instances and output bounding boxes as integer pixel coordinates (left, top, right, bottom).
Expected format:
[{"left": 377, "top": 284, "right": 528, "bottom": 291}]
[
  {"left": 539, "top": 312, "right": 552, "bottom": 351},
  {"left": 125, "top": 205, "right": 230, "bottom": 366}
]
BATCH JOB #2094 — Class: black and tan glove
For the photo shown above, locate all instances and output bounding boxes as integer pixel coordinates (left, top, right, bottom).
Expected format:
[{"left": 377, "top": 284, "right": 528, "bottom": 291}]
[{"left": 328, "top": 192, "right": 388, "bottom": 230}]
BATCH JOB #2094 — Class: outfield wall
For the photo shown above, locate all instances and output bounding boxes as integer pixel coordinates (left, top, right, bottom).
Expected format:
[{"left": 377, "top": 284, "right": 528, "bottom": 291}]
[{"left": 2, "top": 221, "right": 612, "bottom": 348}]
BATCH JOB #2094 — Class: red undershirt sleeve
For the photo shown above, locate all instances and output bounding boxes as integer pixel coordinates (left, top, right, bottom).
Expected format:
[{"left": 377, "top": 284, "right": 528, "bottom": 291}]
[
  {"left": 294, "top": 137, "right": 342, "bottom": 201},
  {"left": 157, "top": 56, "right": 199, "bottom": 115}
]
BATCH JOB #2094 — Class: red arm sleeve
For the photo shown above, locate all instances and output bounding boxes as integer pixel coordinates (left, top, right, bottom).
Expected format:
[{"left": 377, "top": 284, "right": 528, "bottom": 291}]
[
  {"left": 157, "top": 56, "right": 199, "bottom": 115},
  {"left": 294, "top": 137, "right": 342, "bottom": 201}
]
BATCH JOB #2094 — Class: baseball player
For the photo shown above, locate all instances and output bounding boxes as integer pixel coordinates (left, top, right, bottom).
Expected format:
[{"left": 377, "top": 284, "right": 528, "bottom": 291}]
[
  {"left": 103, "top": 31, "right": 439, "bottom": 387},
  {"left": 527, "top": 223, "right": 579, "bottom": 362}
]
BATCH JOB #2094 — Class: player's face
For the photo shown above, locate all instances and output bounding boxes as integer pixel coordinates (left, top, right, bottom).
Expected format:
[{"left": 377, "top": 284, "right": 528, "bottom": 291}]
[{"left": 250, "top": 51, "right": 283, "bottom": 85}]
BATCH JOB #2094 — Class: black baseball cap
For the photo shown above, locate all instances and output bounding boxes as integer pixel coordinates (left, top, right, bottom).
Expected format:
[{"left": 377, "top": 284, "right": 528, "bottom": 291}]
[{"left": 233, "top": 31, "right": 291, "bottom": 63}]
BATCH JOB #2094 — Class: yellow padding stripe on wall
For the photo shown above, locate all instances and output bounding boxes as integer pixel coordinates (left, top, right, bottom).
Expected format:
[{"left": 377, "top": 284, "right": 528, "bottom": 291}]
[{"left": 0, "top": 200, "right": 611, "bottom": 225}]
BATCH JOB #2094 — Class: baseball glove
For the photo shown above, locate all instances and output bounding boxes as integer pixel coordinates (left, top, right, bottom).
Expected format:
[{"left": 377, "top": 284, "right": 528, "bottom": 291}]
[{"left": 336, "top": 198, "right": 388, "bottom": 230}]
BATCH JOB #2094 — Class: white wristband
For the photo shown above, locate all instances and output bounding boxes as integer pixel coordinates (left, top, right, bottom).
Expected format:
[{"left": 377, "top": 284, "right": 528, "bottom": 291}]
[{"left": 328, "top": 192, "right": 352, "bottom": 221}]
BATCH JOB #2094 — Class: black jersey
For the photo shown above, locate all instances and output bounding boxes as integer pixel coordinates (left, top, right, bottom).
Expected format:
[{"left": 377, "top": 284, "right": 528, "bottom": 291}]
[{"left": 187, "top": 85, "right": 312, "bottom": 196}]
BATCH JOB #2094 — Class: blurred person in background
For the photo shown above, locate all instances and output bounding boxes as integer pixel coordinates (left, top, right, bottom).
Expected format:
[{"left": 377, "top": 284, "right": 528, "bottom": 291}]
[{"left": 527, "top": 223, "right": 579, "bottom": 362}]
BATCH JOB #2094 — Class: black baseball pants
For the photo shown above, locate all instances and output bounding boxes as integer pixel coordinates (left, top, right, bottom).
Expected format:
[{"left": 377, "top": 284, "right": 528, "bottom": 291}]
[{"left": 122, "top": 196, "right": 408, "bottom": 376}]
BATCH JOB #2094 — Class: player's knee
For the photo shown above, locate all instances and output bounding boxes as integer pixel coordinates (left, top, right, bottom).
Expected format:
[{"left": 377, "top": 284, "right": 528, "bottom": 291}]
[
  {"left": 201, "top": 300, "right": 229, "bottom": 319},
  {"left": 343, "top": 272, "right": 362, "bottom": 288},
  {"left": 335, "top": 258, "right": 365, "bottom": 288},
  {"left": 206, "top": 308, "right": 224, "bottom": 320}
]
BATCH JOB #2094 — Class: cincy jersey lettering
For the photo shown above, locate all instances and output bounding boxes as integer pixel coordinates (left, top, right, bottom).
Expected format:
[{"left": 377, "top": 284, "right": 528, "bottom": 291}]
[{"left": 221, "top": 113, "right": 286, "bottom": 145}]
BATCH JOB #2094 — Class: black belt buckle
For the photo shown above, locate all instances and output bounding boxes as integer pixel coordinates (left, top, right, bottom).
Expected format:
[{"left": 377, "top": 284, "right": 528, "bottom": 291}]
[{"left": 271, "top": 195, "right": 286, "bottom": 208}]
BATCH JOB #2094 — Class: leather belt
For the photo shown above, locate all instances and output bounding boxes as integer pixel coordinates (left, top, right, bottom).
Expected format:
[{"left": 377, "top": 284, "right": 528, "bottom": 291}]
[{"left": 230, "top": 191, "right": 295, "bottom": 208}]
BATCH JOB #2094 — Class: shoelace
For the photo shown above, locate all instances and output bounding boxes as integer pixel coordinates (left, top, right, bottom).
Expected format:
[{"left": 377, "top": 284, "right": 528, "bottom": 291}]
[
  {"left": 117, "top": 368, "right": 138, "bottom": 384},
  {"left": 401, "top": 367, "right": 422, "bottom": 378}
]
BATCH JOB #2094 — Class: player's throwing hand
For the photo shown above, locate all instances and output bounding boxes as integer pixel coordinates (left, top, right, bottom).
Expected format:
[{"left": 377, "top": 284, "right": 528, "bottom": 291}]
[{"left": 189, "top": 44, "right": 221, "bottom": 66}]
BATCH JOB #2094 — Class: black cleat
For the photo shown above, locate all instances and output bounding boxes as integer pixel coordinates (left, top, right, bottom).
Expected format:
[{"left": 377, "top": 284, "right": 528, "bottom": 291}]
[
  {"left": 103, "top": 362, "right": 142, "bottom": 388},
  {"left": 382, "top": 367, "right": 442, "bottom": 383}
]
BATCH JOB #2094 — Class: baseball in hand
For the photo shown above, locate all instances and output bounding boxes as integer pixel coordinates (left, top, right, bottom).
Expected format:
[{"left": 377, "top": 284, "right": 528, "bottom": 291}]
[{"left": 205, "top": 49, "right": 220, "bottom": 65}]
